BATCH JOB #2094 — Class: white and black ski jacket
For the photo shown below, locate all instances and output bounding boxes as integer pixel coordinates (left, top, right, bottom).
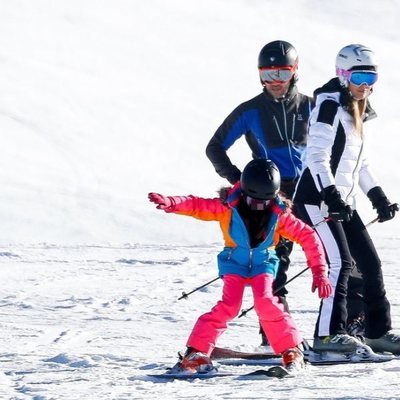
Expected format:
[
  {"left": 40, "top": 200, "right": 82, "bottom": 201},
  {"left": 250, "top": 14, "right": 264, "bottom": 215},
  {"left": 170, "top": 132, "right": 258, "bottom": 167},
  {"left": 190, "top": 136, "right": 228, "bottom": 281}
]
[{"left": 293, "top": 78, "right": 379, "bottom": 208}]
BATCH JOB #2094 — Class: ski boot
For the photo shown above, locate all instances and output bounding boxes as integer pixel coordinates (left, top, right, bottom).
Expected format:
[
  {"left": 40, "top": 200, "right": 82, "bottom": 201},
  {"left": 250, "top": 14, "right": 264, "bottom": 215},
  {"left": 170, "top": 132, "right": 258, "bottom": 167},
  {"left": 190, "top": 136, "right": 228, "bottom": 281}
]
[
  {"left": 365, "top": 331, "right": 400, "bottom": 355},
  {"left": 313, "top": 334, "right": 370, "bottom": 353},
  {"left": 178, "top": 348, "right": 215, "bottom": 373},
  {"left": 347, "top": 316, "right": 365, "bottom": 338},
  {"left": 282, "top": 347, "right": 305, "bottom": 371}
]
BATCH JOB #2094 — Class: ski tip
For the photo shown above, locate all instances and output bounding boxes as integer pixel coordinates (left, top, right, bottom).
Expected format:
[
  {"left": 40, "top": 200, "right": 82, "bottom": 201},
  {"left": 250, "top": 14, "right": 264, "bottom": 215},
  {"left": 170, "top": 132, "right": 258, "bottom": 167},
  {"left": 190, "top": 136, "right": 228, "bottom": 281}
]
[{"left": 238, "top": 366, "right": 290, "bottom": 380}]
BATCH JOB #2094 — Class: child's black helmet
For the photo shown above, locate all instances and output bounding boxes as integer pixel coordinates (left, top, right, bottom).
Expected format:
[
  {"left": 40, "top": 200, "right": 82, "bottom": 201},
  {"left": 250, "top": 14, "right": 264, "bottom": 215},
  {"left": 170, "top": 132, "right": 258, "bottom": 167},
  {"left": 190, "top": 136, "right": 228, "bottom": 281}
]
[{"left": 240, "top": 159, "right": 281, "bottom": 200}]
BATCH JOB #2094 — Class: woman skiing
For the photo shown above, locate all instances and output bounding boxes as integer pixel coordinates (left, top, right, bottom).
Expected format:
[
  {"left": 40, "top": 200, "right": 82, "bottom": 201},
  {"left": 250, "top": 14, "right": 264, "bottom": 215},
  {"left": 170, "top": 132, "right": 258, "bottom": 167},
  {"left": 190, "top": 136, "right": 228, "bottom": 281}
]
[
  {"left": 148, "top": 159, "right": 332, "bottom": 373},
  {"left": 293, "top": 44, "right": 399, "bottom": 354}
]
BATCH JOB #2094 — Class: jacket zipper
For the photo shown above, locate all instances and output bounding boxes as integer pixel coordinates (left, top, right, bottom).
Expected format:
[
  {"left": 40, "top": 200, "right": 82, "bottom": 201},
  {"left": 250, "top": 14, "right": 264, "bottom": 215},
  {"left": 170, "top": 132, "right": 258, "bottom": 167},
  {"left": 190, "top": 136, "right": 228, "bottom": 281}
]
[
  {"left": 273, "top": 115, "right": 284, "bottom": 141},
  {"left": 291, "top": 114, "right": 296, "bottom": 140},
  {"left": 232, "top": 209, "right": 253, "bottom": 276},
  {"left": 281, "top": 102, "right": 298, "bottom": 179},
  {"left": 345, "top": 141, "right": 364, "bottom": 203}
]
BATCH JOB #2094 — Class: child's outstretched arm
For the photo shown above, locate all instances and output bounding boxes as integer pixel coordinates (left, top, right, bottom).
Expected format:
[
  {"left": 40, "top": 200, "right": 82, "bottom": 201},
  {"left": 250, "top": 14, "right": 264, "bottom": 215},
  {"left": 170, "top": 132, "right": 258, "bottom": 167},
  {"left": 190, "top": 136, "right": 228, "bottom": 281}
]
[
  {"left": 148, "top": 192, "right": 228, "bottom": 221},
  {"left": 148, "top": 193, "right": 175, "bottom": 212},
  {"left": 276, "top": 211, "right": 332, "bottom": 299}
]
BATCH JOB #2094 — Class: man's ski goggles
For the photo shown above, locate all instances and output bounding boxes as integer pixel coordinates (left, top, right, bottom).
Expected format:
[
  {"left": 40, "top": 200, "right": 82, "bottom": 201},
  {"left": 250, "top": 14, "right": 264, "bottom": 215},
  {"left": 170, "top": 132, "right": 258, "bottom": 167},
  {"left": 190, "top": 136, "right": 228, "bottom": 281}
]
[
  {"left": 337, "top": 68, "right": 378, "bottom": 86},
  {"left": 259, "top": 66, "right": 295, "bottom": 83},
  {"left": 245, "top": 196, "right": 272, "bottom": 211}
]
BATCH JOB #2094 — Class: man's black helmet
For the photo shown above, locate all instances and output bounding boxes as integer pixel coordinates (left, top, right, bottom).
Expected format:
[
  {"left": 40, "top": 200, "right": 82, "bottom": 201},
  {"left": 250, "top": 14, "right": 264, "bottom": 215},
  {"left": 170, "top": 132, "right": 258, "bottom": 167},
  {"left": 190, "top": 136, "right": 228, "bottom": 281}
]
[
  {"left": 240, "top": 159, "right": 281, "bottom": 200},
  {"left": 258, "top": 40, "right": 298, "bottom": 69}
]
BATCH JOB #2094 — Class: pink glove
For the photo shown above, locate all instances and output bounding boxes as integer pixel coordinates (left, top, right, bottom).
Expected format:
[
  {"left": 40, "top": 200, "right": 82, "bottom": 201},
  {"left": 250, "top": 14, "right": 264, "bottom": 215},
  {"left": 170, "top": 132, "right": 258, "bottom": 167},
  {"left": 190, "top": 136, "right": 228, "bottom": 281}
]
[
  {"left": 312, "top": 273, "right": 332, "bottom": 299},
  {"left": 148, "top": 192, "right": 173, "bottom": 211}
]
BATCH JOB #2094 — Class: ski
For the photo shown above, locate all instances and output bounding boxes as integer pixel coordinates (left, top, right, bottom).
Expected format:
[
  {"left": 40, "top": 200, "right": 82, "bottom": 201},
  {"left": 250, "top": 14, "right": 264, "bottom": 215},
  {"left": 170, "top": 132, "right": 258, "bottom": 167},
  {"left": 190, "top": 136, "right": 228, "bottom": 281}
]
[
  {"left": 209, "top": 346, "right": 398, "bottom": 366},
  {"left": 216, "top": 357, "right": 281, "bottom": 366},
  {"left": 211, "top": 346, "right": 277, "bottom": 360},
  {"left": 148, "top": 365, "right": 292, "bottom": 380},
  {"left": 240, "top": 365, "right": 291, "bottom": 379},
  {"left": 147, "top": 370, "right": 234, "bottom": 380},
  {"left": 304, "top": 349, "right": 396, "bottom": 365}
]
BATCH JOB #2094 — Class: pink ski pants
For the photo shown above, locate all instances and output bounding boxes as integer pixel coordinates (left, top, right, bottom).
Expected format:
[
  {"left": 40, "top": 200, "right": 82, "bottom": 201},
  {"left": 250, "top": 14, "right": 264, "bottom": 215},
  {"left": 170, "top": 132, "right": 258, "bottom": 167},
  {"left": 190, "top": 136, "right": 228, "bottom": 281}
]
[{"left": 186, "top": 273, "right": 302, "bottom": 354}]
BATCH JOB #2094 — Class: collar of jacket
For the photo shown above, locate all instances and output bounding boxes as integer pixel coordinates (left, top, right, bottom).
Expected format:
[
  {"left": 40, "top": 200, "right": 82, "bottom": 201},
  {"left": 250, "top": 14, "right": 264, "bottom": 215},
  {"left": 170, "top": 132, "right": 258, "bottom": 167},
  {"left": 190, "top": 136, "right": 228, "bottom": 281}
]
[
  {"left": 262, "top": 82, "right": 298, "bottom": 103},
  {"left": 314, "top": 77, "right": 377, "bottom": 121},
  {"left": 225, "top": 182, "right": 242, "bottom": 207}
]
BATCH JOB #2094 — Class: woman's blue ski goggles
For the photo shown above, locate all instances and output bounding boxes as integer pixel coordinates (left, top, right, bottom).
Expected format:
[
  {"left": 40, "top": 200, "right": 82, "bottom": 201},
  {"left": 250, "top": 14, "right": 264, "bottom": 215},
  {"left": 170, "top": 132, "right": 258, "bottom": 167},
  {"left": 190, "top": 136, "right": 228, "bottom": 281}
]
[{"left": 349, "top": 70, "right": 378, "bottom": 86}]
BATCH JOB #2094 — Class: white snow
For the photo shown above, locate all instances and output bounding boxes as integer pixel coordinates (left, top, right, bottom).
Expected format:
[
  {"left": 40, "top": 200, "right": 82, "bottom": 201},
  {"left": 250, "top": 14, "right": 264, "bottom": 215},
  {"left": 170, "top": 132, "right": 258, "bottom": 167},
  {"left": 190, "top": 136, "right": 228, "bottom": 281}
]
[{"left": 1, "top": 0, "right": 400, "bottom": 399}]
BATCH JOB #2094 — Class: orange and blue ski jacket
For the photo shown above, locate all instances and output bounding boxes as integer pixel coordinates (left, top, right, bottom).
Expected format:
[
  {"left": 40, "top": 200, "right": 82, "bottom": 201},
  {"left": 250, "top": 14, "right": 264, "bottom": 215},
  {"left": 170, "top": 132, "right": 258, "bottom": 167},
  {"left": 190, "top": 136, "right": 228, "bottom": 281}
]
[{"left": 164, "top": 183, "right": 326, "bottom": 278}]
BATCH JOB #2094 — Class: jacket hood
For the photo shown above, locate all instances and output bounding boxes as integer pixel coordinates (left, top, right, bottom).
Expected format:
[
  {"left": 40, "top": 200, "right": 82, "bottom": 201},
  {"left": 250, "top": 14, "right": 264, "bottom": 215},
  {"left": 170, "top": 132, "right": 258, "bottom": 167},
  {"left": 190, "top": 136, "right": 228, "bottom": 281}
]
[{"left": 314, "top": 77, "right": 377, "bottom": 121}]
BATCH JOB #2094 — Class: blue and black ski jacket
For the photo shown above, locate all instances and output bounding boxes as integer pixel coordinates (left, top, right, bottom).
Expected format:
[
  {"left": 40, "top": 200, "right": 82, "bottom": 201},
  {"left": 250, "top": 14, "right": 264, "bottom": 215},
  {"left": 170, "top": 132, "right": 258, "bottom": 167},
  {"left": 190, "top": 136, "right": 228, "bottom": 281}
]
[{"left": 206, "top": 85, "right": 313, "bottom": 193}]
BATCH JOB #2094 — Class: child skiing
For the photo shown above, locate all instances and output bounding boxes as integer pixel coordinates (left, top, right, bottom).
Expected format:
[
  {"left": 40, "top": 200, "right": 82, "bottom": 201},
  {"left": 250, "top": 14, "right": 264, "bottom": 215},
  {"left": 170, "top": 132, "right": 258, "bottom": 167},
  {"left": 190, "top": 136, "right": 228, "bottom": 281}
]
[{"left": 148, "top": 159, "right": 332, "bottom": 373}]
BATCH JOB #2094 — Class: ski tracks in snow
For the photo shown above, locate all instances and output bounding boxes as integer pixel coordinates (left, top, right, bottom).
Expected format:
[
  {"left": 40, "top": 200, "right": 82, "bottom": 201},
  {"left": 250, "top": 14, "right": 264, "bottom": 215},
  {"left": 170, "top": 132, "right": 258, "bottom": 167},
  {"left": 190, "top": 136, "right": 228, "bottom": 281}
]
[
  {"left": 0, "top": 243, "right": 220, "bottom": 399},
  {"left": 0, "top": 241, "right": 399, "bottom": 399}
]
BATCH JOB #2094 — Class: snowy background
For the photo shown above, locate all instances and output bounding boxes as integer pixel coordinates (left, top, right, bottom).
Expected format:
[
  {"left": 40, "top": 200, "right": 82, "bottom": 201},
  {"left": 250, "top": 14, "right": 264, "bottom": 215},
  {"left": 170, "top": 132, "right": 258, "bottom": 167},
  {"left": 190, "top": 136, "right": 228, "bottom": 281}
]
[{"left": 1, "top": 0, "right": 400, "bottom": 399}]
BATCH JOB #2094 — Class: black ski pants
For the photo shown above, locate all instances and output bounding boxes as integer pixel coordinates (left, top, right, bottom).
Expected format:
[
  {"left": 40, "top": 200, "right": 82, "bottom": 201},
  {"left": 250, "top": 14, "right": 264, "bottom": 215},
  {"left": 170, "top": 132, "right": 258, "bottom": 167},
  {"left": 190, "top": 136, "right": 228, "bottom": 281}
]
[{"left": 293, "top": 203, "right": 391, "bottom": 339}]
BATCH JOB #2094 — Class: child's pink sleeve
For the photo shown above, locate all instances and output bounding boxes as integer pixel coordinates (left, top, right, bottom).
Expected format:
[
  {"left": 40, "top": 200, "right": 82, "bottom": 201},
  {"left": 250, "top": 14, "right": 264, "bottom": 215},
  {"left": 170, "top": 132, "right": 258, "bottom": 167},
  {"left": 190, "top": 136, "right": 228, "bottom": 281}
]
[
  {"left": 165, "top": 195, "right": 228, "bottom": 221},
  {"left": 277, "top": 211, "right": 327, "bottom": 270}
]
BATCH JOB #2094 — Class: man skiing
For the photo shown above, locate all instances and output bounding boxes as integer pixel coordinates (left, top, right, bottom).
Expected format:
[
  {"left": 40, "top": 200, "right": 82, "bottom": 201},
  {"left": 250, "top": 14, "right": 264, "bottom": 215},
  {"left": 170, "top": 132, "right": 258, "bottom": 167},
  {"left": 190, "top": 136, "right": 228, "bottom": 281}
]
[{"left": 206, "top": 40, "right": 313, "bottom": 344}]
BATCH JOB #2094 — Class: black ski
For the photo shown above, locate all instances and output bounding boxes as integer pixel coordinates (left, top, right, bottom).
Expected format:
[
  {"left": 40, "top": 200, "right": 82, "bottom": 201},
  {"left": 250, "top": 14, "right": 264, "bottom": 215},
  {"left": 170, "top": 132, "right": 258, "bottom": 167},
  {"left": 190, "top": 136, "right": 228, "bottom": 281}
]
[
  {"left": 148, "top": 365, "right": 291, "bottom": 380},
  {"left": 211, "top": 346, "right": 278, "bottom": 360}
]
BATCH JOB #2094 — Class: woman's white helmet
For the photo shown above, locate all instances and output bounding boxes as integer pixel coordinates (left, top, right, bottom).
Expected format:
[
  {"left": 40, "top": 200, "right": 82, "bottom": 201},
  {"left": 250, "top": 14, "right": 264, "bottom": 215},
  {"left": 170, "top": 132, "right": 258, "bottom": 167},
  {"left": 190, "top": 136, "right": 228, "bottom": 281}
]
[{"left": 336, "top": 44, "right": 378, "bottom": 86}]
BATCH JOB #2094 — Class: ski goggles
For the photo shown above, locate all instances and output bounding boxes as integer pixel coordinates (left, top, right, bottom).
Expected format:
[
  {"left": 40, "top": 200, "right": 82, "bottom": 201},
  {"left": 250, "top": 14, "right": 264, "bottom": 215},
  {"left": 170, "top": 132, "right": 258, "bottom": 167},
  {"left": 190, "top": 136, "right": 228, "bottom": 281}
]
[
  {"left": 337, "top": 68, "right": 378, "bottom": 86},
  {"left": 245, "top": 196, "right": 272, "bottom": 211},
  {"left": 259, "top": 66, "right": 295, "bottom": 83},
  {"left": 349, "top": 70, "right": 378, "bottom": 86}
]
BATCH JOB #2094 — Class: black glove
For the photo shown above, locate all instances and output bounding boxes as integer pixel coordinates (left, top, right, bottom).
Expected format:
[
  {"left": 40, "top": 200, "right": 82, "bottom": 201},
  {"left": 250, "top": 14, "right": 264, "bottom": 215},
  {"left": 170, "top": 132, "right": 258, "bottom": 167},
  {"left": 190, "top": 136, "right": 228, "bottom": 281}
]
[
  {"left": 367, "top": 186, "right": 399, "bottom": 222},
  {"left": 321, "top": 185, "right": 353, "bottom": 223}
]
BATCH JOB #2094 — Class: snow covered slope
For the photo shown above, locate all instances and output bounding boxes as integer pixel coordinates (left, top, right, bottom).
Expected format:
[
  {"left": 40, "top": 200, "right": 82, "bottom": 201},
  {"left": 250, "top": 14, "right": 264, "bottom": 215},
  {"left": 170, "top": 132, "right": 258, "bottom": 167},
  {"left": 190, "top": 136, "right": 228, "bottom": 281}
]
[
  {"left": 1, "top": 1, "right": 400, "bottom": 399},
  {"left": 1, "top": 241, "right": 400, "bottom": 399},
  {"left": 0, "top": 0, "right": 399, "bottom": 245}
]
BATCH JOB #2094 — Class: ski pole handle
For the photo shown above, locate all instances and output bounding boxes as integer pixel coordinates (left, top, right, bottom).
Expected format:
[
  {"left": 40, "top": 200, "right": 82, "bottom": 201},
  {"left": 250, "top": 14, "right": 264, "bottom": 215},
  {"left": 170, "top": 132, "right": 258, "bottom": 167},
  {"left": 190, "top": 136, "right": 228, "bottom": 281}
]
[
  {"left": 364, "top": 205, "right": 398, "bottom": 228},
  {"left": 178, "top": 276, "right": 220, "bottom": 300}
]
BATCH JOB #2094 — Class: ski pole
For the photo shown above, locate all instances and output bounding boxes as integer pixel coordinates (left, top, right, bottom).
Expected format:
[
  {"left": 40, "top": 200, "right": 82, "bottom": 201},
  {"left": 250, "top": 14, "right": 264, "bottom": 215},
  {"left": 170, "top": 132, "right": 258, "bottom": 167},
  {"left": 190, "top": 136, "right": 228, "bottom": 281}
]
[
  {"left": 237, "top": 217, "right": 330, "bottom": 318},
  {"left": 365, "top": 203, "right": 398, "bottom": 228},
  {"left": 238, "top": 266, "right": 309, "bottom": 318},
  {"left": 175, "top": 219, "right": 325, "bottom": 302},
  {"left": 238, "top": 214, "right": 385, "bottom": 318},
  {"left": 178, "top": 276, "right": 220, "bottom": 300},
  {"left": 365, "top": 217, "right": 379, "bottom": 228}
]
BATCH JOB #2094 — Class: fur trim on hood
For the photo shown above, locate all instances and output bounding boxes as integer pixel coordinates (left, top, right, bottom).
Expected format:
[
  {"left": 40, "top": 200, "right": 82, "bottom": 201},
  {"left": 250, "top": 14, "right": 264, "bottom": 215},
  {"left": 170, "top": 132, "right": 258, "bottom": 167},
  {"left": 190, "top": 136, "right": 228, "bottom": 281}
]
[{"left": 217, "top": 186, "right": 232, "bottom": 203}]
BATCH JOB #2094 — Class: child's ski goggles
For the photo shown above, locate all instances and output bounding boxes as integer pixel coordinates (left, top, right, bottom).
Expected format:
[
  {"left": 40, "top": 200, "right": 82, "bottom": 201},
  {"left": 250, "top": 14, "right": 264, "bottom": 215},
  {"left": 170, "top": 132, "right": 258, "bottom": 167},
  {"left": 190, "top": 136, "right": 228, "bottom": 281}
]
[
  {"left": 337, "top": 68, "right": 378, "bottom": 86},
  {"left": 259, "top": 66, "right": 295, "bottom": 83},
  {"left": 245, "top": 196, "right": 272, "bottom": 210}
]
